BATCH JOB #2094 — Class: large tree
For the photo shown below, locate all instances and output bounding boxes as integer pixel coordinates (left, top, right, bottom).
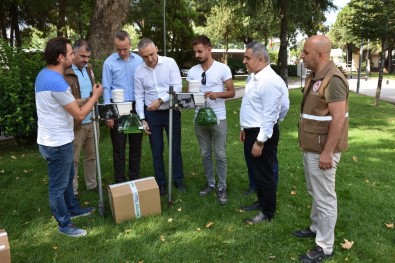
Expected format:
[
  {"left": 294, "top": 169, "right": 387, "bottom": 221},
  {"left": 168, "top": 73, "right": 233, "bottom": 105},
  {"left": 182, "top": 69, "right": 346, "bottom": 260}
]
[
  {"left": 88, "top": 0, "right": 130, "bottom": 69},
  {"left": 348, "top": 0, "right": 395, "bottom": 106}
]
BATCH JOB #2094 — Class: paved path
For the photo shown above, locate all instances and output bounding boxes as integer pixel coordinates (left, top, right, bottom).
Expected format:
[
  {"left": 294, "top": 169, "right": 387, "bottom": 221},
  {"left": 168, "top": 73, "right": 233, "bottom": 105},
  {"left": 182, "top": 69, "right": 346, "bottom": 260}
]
[{"left": 234, "top": 77, "right": 395, "bottom": 104}]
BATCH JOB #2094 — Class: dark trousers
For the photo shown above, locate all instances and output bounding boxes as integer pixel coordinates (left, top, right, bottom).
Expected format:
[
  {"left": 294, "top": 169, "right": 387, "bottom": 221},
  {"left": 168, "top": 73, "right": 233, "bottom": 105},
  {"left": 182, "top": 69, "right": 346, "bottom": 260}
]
[
  {"left": 244, "top": 124, "right": 279, "bottom": 219},
  {"left": 145, "top": 109, "right": 184, "bottom": 187},
  {"left": 110, "top": 117, "right": 143, "bottom": 183},
  {"left": 245, "top": 147, "right": 279, "bottom": 190}
]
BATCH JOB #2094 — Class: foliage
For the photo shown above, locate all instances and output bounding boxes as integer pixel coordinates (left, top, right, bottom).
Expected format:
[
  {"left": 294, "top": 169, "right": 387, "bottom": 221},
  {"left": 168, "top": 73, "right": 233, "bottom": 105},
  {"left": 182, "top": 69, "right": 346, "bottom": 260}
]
[
  {"left": 1, "top": 91, "right": 395, "bottom": 262},
  {"left": 130, "top": 0, "right": 196, "bottom": 61},
  {"left": 0, "top": 40, "right": 44, "bottom": 142}
]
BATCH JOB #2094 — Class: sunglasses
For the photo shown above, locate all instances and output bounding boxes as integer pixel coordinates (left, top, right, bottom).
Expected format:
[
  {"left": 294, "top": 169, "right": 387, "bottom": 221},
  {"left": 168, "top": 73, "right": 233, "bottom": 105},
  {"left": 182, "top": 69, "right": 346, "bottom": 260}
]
[{"left": 201, "top": 71, "right": 206, "bottom": 85}]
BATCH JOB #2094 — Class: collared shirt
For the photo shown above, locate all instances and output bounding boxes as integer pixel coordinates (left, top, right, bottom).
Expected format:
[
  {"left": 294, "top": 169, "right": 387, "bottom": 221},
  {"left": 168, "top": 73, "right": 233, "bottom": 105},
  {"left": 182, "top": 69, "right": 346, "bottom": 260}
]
[
  {"left": 71, "top": 64, "right": 92, "bottom": 124},
  {"left": 240, "top": 65, "right": 288, "bottom": 142},
  {"left": 134, "top": 55, "right": 182, "bottom": 119},
  {"left": 102, "top": 52, "right": 143, "bottom": 104}
]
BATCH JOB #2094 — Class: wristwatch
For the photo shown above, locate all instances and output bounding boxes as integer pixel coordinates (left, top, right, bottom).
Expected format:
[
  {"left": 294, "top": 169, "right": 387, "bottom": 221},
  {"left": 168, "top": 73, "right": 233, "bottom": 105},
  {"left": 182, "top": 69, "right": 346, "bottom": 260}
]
[
  {"left": 158, "top": 98, "right": 164, "bottom": 105},
  {"left": 255, "top": 140, "right": 264, "bottom": 147}
]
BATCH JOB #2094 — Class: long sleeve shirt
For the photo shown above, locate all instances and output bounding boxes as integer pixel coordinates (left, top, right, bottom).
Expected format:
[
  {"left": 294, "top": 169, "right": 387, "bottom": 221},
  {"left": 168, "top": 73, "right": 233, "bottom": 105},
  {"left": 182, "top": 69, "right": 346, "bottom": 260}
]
[
  {"left": 102, "top": 52, "right": 143, "bottom": 104},
  {"left": 240, "top": 65, "right": 288, "bottom": 143},
  {"left": 134, "top": 55, "right": 182, "bottom": 120}
]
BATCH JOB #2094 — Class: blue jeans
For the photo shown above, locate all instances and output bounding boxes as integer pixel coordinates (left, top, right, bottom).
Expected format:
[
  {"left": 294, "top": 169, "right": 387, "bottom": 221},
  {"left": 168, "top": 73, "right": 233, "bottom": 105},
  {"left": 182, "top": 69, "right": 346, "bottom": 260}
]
[
  {"left": 145, "top": 109, "right": 184, "bottom": 187},
  {"left": 39, "top": 142, "right": 79, "bottom": 228},
  {"left": 195, "top": 120, "right": 228, "bottom": 190}
]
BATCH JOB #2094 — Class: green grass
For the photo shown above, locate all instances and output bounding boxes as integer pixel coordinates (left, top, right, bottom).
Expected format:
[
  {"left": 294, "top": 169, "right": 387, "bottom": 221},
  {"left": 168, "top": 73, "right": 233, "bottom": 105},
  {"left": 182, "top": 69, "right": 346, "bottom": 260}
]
[{"left": 1, "top": 90, "right": 395, "bottom": 262}]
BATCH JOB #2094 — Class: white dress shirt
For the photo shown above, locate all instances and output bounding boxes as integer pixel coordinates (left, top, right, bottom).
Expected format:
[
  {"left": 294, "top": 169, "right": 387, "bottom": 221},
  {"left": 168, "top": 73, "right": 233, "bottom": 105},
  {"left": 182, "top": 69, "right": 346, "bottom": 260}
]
[
  {"left": 240, "top": 65, "right": 288, "bottom": 142},
  {"left": 134, "top": 55, "right": 182, "bottom": 119}
]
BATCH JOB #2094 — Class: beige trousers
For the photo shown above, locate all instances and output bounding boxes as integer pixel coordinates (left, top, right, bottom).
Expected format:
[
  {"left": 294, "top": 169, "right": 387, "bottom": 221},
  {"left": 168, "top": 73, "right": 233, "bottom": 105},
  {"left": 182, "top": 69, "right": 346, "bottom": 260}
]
[
  {"left": 303, "top": 151, "right": 341, "bottom": 255},
  {"left": 73, "top": 122, "right": 99, "bottom": 194}
]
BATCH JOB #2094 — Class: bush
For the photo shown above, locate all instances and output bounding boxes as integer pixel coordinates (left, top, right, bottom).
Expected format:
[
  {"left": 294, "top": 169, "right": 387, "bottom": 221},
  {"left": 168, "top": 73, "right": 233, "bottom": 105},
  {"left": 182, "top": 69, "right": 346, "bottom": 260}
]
[
  {"left": 269, "top": 64, "right": 297, "bottom": 77},
  {"left": 0, "top": 40, "right": 44, "bottom": 142}
]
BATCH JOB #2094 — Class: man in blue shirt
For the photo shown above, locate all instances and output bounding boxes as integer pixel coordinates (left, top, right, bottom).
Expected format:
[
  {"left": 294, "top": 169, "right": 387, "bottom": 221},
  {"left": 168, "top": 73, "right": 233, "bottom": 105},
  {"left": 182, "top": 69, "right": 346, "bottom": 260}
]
[
  {"left": 65, "top": 40, "right": 98, "bottom": 198},
  {"left": 102, "top": 30, "right": 143, "bottom": 183},
  {"left": 134, "top": 38, "right": 185, "bottom": 196}
]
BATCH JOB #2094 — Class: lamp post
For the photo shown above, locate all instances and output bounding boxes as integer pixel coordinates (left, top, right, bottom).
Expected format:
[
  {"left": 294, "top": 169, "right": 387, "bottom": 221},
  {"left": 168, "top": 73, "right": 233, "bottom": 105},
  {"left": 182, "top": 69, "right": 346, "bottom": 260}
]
[
  {"left": 163, "top": 0, "right": 166, "bottom": 56},
  {"left": 356, "top": 40, "right": 363, "bottom": 94}
]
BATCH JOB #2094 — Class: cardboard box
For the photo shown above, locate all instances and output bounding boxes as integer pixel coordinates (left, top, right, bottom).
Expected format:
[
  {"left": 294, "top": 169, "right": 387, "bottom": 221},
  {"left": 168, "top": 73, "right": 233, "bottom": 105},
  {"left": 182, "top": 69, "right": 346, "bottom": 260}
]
[
  {"left": 108, "top": 177, "right": 161, "bottom": 224},
  {"left": 0, "top": 229, "right": 11, "bottom": 263}
]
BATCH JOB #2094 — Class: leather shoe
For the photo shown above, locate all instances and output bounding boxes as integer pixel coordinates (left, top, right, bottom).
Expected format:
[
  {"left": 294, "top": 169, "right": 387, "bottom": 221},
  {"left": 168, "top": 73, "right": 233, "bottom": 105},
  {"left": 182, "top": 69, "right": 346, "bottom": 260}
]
[
  {"left": 159, "top": 185, "right": 167, "bottom": 196},
  {"left": 244, "top": 211, "right": 272, "bottom": 224},
  {"left": 243, "top": 188, "right": 256, "bottom": 195},
  {"left": 293, "top": 228, "right": 316, "bottom": 238},
  {"left": 240, "top": 201, "right": 260, "bottom": 211}
]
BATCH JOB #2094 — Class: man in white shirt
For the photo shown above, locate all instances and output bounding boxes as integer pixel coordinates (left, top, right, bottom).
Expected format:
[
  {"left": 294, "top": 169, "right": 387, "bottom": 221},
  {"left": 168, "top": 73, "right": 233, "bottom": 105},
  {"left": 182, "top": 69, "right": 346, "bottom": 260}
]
[
  {"left": 186, "top": 35, "right": 235, "bottom": 205},
  {"left": 239, "top": 42, "right": 288, "bottom": 223},
  {"left": 134, "top": 38, "right": 185, "bottom": 196}
]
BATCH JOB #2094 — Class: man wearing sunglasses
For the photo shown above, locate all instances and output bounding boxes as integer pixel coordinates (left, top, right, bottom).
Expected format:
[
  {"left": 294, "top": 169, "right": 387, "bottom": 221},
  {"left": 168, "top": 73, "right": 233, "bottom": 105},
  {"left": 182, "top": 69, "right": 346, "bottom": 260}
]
[{"left": 186, "top": 35, "right": 235, "bottom": 205}]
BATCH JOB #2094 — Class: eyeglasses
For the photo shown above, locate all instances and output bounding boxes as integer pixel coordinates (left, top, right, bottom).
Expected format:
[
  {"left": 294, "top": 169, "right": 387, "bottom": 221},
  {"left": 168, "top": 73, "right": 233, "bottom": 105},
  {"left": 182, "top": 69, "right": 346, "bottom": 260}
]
[{"left": 201, "top": 71, "right": 206, "bottom": 85}]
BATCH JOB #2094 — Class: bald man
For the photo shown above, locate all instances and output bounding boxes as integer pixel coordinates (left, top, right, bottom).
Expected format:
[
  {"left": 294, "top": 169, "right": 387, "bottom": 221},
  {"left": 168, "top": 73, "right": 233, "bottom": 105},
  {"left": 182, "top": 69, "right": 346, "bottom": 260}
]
[{"left": 294, "top": 35, "right": 349, "bottom": 263}]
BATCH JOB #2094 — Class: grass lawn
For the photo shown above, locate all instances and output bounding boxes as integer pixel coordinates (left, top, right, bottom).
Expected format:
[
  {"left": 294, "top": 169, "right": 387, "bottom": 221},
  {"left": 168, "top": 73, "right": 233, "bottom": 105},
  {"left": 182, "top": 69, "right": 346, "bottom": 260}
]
[{"left": 1, "top": 89, "right": 395, "bottom": 262}]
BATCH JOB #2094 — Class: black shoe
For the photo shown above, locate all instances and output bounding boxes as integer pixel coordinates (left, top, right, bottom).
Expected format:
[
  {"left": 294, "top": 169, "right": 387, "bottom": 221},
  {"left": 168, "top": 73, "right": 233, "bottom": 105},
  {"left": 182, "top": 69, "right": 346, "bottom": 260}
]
[
  {"left": 293, "top": 228, "right": 316, "bottom": 238},
  {"left": 244, "top": 211, "right": 271, "bottom": 224},
  {"left": 159, "top": 185, "right": 167, "bottom": 196},
  {"left": 240, "top": 201, "right": 260, "bottom": 211},
  {"left": 243, "top": 188, "right": 256, "bottom": 195},
  {"left": 299, "top": 245, "right": 333, "bottom": 263},
  {"left": 175, "top": 183, "right": 186, "bottom": 192}
]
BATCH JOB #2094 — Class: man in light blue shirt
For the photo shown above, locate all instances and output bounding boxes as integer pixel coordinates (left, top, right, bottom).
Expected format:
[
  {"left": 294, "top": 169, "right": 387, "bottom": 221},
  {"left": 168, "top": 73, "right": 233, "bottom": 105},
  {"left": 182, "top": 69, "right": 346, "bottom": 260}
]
[
  {"left": 64, "top": 40, "right": 98, "bottom": 197},
  {"left": 102, "top": 30, "right": 143, "bottom": 183},
  {"left": 134, "top": 38, "right": 185, "bottom": 196}
]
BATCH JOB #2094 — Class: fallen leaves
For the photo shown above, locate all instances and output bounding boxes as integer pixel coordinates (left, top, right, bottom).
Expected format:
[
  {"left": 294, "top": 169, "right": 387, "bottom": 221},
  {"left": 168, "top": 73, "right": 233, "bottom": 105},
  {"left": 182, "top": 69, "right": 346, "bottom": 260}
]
[
  {"left": 167, "top": 218, "right": 173, "bottom": 223},
  {"left": 205, "top": 222, "right": 214, "bottom": 228},
  {"left": 160, "top": 235, "right": 165, "bottom": 242},
  {"left": 385, "top": 222, "right": 394, "bottom": 229},
  {"left": 341, "top": 239, "right": 354, "bottom": 250},
  {"left": 11, "top": 155, "right": 16, "bottom": 160},
  {"left": 290, "top": 190, "right": 297, "bottom": 195}
]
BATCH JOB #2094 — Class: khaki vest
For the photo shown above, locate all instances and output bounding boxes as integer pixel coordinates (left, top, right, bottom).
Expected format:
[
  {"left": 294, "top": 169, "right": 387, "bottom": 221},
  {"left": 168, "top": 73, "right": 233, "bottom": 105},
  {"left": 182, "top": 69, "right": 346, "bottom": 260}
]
[
  {"left": 298, "top": 61, "right": 349, "bottom": 153},
  {"left": 64, "top": 64, "right": 96, "bottom": 130}
]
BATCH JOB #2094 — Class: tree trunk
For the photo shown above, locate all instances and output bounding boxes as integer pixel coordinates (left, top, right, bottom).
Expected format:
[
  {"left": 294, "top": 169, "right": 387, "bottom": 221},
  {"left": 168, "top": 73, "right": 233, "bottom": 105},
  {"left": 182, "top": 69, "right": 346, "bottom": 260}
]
[
  {"left": 0, "top": 3, "right": 8, "bottom": 41},
  {"left": 387, "top": 47, "right": 393, "bottom": 74},
  {"left": 57, "top": 0, "right": 67, "bottom": 37},
  {"left": 88, "top": 0, "right": 130, "bottom": 72},
  {"left": 9, "top": 2, "right": 21, "bottom": 47},
  {"left": 375, "top": 37, "right": 387, "bottom": 106},
  {"left": 277, "top": 0, "right": 288, "bottom": 85}
]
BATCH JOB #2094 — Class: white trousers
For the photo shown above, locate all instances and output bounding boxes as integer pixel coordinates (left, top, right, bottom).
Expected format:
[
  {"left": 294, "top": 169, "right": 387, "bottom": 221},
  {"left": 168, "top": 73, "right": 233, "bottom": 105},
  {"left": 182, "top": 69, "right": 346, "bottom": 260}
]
[{"left": 303, "top": 151, "right": 341, "bottom": 254}]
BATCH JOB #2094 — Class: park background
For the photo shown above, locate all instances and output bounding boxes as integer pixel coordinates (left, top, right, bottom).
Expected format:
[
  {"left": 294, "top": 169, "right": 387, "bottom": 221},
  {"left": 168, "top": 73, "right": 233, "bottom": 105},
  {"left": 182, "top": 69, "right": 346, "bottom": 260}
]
[{"left": 1, "top": 0, "right": 395, "bottom": 262}]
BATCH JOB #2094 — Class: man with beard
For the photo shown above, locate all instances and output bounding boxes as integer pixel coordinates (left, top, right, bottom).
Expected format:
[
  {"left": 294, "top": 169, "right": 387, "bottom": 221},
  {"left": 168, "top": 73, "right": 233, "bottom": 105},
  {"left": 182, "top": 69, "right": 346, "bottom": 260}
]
[
  {"left": 64, "top": 40, "right": 98, "bottom": 198},
  {"left": 35, "top": 37, "right": 103, "bottom": 237},
  {"left": 186, "top": 35, "right": 235, "bottom": 205}
]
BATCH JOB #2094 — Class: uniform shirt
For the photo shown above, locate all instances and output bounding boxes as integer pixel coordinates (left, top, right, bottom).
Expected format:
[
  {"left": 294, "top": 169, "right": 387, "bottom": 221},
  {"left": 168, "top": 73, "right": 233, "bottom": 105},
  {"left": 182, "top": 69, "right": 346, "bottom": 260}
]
[
  {"left": 102, "top": 52, "right": 143, "bottom": 104},
  {"left": 187, "top": 61, "right": 232, "bottom": 120},
  {"left": 71, "top": 64, "right": 92, "bottom": 124},
  {"left": 35, "top": 68, "right": 75, "bottom": 146},
  {"left": 240, "top": 65, "right": 287, "bottom": 143},
  {"left": 134, "top": 55, "right": 182, "bottom": 120}
]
